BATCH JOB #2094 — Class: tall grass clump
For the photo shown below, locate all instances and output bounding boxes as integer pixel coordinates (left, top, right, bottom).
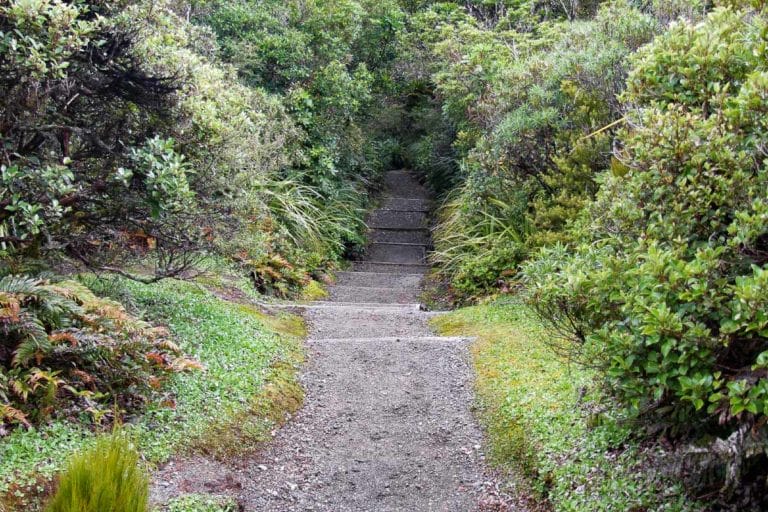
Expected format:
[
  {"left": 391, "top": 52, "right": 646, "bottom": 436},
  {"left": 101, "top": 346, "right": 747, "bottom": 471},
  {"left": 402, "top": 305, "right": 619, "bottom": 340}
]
[
  {"left": 45, "top": 434, "right": 149, "bottom": 512},
  {"left": 431, "top": 182, "right": 530, "bottom": 299}
]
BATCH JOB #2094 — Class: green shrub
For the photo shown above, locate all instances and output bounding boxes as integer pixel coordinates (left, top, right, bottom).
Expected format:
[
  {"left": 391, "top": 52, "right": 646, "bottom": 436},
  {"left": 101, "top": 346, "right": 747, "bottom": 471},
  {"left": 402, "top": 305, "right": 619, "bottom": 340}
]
[
  {"left": 411, "top": 1, "right": 660, "bottom": 300},
  {"left": 524, "top": 4, "right": 768, "bottom": 502},
  {"left": 44, "top": 434, "right": 149, "bottom": 512},
  {"left": 452, "top": 243, "right": 526, "bottom": 297}
]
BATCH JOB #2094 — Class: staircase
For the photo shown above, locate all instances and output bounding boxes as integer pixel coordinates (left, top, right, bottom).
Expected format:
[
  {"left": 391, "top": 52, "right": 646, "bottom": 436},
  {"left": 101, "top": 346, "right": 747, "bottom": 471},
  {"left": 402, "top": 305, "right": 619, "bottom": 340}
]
[{"left": 328, "top": 170, "right": 431, "bottom": 304}]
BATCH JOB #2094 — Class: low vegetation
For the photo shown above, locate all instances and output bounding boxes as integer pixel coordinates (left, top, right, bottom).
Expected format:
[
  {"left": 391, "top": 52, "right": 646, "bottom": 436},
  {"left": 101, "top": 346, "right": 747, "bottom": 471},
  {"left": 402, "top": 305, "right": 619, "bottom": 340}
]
[
  {"left": 433, "top": 300, "right": 697, "bottom": 511},
  {"left": 1, "top": 0, "right": 766, "bottom": 509},
  {"left": 163, "top": 494, "right": 238, "bottom": 512},
  {"left": 44, "top": 433, "right": 149, "bottom": 512},
  {"left": 0, "top": 275, "right": 303, "bottom": 510}
]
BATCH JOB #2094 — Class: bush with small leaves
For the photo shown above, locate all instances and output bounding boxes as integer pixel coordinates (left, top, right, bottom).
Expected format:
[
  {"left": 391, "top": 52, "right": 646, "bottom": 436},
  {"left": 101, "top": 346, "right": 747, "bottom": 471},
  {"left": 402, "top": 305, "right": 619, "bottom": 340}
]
[{"left": 524, "top": 5, "right": 768, "bottom": 501}]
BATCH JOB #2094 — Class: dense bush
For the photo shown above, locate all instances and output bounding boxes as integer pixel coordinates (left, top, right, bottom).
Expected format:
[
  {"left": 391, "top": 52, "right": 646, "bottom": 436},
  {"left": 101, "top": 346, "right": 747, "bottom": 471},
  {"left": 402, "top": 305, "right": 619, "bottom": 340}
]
[
  {"left": 524, "top": 4, "right": 768, "bottom": 501},
  {"left": 0, "top": 0, "right": 392, "bottom": 290},
  {"left": 401, "top": 1, "right": 662, "bottom": 296}
]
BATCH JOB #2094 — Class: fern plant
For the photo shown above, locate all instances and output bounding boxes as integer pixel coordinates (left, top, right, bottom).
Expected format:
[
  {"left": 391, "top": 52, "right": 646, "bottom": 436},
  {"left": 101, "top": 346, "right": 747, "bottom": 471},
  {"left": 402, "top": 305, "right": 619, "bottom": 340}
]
[{"left": 0, "top": 275, "right": 197, "bottom": 430}]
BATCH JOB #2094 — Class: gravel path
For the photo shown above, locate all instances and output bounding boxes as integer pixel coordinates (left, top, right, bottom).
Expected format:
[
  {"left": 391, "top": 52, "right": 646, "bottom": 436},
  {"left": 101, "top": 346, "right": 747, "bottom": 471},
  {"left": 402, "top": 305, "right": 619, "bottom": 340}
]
[{"left": 151, "top": 170, "right": 520, "bottom": 511}]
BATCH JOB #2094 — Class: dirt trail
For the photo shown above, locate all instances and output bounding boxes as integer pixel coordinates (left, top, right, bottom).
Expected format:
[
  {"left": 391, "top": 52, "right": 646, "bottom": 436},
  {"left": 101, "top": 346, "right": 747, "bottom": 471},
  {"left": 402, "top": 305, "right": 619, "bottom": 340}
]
[{"left": 151, "top": 170, "right": 518, "bottom": 511}]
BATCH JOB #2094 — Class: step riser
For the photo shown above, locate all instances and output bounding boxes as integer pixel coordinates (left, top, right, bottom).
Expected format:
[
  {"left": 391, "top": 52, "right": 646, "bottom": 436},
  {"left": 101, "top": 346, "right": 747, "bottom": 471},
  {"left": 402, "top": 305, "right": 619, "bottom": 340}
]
[
  {"left": 370, "top": 228, "right": 429, "bottom": 244},
  {"left": 367, "top": 243, "right": 425, "bottom": 264},
  {"left": 352, "top": 262, "right": 429, "bottom": 274},
  {"left": 367, "top": 210, "right": 427, "bottom": 230},
  {"left": 380, "top": 198, "right": 431, "bottom": 212},
  {"left": 334, "top": 272, "right": 424, "bottom": 288},
  {"left": 329, "top": 286, "right": 419, "bottom": 304}
]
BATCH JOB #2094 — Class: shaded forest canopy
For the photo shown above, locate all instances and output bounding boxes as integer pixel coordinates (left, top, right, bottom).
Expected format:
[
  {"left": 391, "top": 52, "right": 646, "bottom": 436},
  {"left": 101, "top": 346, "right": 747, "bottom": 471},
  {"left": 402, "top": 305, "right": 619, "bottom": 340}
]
[{"left": 1, "top": 0, "right": 767, "bottom": 509}]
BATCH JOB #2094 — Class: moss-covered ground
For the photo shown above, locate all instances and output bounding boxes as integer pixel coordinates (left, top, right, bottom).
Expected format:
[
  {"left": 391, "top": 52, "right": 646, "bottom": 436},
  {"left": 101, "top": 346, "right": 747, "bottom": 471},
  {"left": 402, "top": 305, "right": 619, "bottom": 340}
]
[{"left": 431, "top": 298, "right": 696, "bottom": 512}]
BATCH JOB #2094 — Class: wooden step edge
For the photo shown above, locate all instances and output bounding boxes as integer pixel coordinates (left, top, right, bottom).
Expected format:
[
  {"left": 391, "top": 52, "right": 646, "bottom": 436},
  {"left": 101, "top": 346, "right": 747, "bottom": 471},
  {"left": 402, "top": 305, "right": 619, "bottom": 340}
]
[
  {"left": 329, "top": 285, "right": 421, "bottom": 292},
  {"left": 309, "top": 336, "right": 475, "bottom": 343},
  {"left": 334, "top": 271, "right": 427, "bottom": 277},
  {"left": 368, "top": 242, "right": 429, "bottom": 247},
  {"left": 353, "top": 261, "right": 430, "bottom": 267},
  {"left": 367, "top": 226, "right": 431, "bottom": 232}
]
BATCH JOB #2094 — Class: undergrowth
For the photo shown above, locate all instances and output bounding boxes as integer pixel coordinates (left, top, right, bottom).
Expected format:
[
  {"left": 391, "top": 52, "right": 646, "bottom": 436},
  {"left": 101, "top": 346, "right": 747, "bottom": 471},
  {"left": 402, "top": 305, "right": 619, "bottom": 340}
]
[
  {"left": 431, "top": 298, "right": 697, "bottom": 511},
  {"left": 0, "top": 277, "right": 304, "bottom": 511}
]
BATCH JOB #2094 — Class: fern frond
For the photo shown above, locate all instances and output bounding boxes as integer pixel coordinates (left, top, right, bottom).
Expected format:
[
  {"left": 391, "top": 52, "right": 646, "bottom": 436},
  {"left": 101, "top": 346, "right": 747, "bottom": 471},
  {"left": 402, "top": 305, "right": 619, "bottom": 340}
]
[
  {"left": 0, "top": 275, "right": 44, "bottom": 296},
  {"left": 1, "top": 404, "right": 30, "bottom": 427},
  {"left": 12, "top": 313, "right": 52, "bottom": 366}
]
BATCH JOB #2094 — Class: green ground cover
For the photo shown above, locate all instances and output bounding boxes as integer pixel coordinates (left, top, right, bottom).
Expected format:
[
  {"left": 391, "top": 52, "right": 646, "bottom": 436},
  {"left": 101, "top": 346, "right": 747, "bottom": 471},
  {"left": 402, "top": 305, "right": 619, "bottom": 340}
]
[
  {"left": 0, "top": 277, "right": 304, "bottom": 511},
  {"left": 432, "top": 298, "right": 696, "bottom": 511}
]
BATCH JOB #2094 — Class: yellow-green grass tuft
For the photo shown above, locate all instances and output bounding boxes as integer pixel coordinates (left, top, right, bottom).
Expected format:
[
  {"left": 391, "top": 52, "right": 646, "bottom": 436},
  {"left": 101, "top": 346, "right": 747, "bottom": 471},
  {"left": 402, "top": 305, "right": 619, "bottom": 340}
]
[
  {"left": 299, "top": 279, "right": 329, "bottom": 301},
  {"left": 45, "top": 433, "right": 148, "bottom": 512}
]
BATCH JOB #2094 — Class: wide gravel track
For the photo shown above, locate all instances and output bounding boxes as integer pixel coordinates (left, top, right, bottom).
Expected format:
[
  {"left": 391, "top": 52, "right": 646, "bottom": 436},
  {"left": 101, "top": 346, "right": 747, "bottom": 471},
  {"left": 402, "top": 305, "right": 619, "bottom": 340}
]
[{"left": 151, "top": 170, "right": 519, "bottom": 511}]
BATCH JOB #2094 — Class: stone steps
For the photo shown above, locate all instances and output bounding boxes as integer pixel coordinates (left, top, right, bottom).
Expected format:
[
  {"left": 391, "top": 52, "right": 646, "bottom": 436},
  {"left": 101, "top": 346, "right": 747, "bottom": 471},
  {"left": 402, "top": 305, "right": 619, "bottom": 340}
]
[
  {"left": 334, "top": 271, "right": 424, "bottom": 288},
  {"left": 366, "top": 242, "right": 426, "bottom": 264},
  {"left": 322, "top": 170, "right": 432, "bottom": 305},
  {"left": 370, "top": 228, "right": 430, "bottom": 245}
]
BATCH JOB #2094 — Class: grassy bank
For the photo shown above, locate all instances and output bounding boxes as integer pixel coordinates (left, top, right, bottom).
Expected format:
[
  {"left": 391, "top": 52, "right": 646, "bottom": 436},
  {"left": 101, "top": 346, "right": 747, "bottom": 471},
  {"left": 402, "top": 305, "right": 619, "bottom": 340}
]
[
  {"left": 431, "top": 298, "right": 695, "bottom": 511},
  {"left": 0, "top": 277, "right": 305, "bottom": 511}
]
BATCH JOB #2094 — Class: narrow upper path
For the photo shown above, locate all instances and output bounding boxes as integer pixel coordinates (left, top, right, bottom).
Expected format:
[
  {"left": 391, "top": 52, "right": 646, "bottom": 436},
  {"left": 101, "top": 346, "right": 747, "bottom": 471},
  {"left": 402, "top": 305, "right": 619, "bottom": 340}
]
[{"left": 152, "top": 170, "right": 516, "bottom": 511}]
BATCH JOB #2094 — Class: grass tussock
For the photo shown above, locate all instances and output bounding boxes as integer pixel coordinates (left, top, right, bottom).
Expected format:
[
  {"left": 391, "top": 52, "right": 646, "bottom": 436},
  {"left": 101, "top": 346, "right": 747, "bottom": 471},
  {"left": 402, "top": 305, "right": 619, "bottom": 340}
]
[{"left": 44, "top": 434, "right": 148, "bottom": 512}]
